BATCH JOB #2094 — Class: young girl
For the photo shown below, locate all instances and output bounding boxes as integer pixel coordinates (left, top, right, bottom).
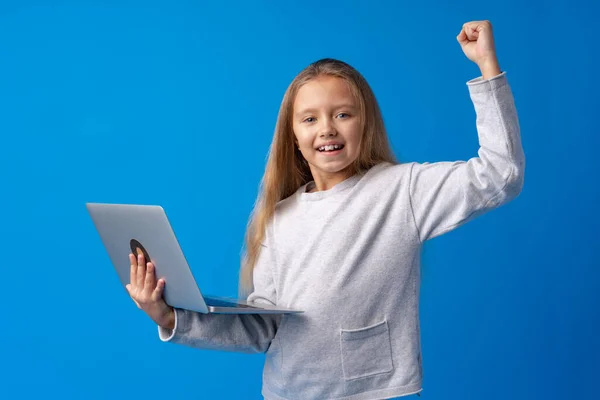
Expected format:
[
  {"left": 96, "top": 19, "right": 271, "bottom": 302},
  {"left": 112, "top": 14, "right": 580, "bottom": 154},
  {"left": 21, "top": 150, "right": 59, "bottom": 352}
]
[{"left": 126, "top": 20, "right": 525, "bottom": 399}]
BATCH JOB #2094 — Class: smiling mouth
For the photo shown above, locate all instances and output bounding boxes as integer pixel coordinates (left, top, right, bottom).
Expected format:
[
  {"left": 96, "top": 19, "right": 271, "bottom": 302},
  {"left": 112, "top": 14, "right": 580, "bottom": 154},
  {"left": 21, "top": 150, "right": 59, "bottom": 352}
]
[{"left": 317, "top": 144, "right": 345, "bottom": 152}]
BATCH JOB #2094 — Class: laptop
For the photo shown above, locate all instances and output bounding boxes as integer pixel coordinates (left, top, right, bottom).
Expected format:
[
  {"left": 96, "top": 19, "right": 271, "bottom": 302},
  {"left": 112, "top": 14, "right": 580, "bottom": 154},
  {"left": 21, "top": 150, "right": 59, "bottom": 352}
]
[{"left": 86, "top": 203, "right": 302, "bottom": 315}]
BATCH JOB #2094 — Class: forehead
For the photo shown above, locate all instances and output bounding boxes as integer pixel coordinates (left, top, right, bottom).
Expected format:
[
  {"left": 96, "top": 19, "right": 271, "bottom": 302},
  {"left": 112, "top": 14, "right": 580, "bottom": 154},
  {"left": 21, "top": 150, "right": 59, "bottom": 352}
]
[{"left": 293, "top": 75, "right": 357, "bottom": 111}]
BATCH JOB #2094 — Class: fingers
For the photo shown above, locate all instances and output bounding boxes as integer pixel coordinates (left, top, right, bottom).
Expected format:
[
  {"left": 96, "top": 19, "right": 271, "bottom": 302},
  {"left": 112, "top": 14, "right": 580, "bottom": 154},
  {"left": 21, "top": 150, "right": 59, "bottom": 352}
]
[
  {"left": 463, "top": 20, "right": 487, "bottom": 30},
  {"left": 127, "top": 253, "right": 165, "bottom": 314},
  {"left": 144, "top": 262, "right": 157, "bottom": 295},
  {"left": 460, "top": 24, "right": 477, "bottom": 41},
  {"left": 136, "top": 253, "right": 146, "bottom": 290},
  {"left": 459, "top": 20, "right": 491, "bottom": 41},
  {"left": 134, "top": 253, "right": 162, "bottom": 296},
  {"left": 464, "top": 21, "right": 491, "bottom": 35}
]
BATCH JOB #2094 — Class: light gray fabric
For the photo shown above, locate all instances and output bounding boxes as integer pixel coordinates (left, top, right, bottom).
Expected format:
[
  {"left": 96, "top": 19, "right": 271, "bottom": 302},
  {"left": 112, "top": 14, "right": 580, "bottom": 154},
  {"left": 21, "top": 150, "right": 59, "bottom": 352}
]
[{"left": 158, "top": 71, "right": 525, "bottom": 399}]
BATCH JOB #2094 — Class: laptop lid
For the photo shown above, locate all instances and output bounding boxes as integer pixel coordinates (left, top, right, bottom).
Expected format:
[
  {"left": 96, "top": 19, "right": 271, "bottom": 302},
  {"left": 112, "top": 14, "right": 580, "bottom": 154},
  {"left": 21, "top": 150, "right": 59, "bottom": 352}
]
[{"left": 86, "top": 203, "right": 209, "bottom": 314}]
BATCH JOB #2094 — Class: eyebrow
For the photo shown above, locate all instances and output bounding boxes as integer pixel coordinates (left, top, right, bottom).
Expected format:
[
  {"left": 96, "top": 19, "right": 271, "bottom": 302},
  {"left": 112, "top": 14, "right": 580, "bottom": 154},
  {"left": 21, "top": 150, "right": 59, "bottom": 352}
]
[{"left": 294, "top": 104, "right": 358, "bottom": 118}]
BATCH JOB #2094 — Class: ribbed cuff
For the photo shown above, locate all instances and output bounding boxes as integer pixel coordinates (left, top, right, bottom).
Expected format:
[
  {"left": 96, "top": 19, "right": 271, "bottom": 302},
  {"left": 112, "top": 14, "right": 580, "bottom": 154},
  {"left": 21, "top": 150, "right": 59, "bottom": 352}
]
[
  {"left": 466, "top": 71, "right": 507, "bottom": 93},
  {"left": 158, "top": 308, "right": 183, "bottom": 342}
]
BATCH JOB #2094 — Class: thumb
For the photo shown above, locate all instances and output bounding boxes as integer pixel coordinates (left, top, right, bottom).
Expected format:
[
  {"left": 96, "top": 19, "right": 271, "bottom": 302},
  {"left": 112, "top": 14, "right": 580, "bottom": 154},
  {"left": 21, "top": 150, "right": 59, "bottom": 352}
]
[
  {"left": 151, "top": 279, "right": 166, "bottom": 302},
  {"left": 125, "top": 284, "right": 142, "bottom": 308}
]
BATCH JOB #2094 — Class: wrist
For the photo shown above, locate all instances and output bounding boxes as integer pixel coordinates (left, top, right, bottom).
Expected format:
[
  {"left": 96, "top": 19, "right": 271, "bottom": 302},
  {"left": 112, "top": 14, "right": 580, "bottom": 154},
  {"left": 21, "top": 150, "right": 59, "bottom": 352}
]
[
  {"left": 478, "top": 57, "right": 502, "bottom": 80},
  {"left": 159, "top": 307, "right": 176, "bottom": 330}
]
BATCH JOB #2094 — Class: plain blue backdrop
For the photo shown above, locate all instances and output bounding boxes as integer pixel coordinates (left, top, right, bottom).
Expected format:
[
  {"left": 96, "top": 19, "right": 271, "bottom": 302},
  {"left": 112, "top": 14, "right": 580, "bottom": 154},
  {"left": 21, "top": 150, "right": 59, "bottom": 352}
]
[{"left": 1, "top": 1, "right": 598, "bottom": 399}]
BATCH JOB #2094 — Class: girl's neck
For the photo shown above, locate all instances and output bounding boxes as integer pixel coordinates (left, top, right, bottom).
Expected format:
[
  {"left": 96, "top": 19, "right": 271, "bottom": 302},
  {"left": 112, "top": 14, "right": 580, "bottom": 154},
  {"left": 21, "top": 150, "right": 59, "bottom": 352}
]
[{"left": 308, "top": 170, "right": 354, "bottom": 193}]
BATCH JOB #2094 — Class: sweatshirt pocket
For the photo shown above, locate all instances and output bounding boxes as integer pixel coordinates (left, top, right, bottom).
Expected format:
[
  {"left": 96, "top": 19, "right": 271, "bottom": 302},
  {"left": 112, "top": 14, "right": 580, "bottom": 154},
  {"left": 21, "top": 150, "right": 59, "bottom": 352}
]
[{"left": 339, "top": 319, "right": 394, "bottom": 381}]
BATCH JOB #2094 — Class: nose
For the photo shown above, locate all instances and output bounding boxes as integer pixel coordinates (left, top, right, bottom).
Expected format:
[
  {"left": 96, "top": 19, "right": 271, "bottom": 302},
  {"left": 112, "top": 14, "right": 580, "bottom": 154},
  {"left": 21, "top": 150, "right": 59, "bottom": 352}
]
[{"left": 319, "top": 118, "right": 337, "bottom": 138}]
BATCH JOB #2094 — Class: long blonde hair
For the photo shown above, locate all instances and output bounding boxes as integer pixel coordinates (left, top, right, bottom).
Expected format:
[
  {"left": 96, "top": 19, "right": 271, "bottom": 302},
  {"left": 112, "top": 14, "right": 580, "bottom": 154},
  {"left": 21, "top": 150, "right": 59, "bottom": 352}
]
[{"left": 239, "top": 58, "right": 397, "bottom": 296}]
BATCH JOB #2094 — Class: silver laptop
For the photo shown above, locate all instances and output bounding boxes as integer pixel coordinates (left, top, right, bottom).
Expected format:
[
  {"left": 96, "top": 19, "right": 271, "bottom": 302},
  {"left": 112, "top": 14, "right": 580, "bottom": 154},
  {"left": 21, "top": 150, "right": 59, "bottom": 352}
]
[{"left": 86, "top": 203, "right": 302, "bottom": 315}]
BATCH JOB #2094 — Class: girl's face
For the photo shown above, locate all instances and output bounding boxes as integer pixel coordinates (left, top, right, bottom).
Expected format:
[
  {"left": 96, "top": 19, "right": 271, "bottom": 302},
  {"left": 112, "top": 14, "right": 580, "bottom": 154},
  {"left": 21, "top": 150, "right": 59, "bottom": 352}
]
[{"left": 292, "top": 75, "right": 363, "bottom": 187}]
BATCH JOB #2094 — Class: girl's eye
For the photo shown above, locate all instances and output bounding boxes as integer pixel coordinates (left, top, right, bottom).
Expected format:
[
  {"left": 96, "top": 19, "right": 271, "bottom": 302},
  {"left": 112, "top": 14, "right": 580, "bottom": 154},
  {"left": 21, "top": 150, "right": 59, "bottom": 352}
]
[
  {"left": 337, "top": 113, "right": 349, "bottom": 119},
  {"left": 303, "top": 117, "right": 315, "bottom": 123}
]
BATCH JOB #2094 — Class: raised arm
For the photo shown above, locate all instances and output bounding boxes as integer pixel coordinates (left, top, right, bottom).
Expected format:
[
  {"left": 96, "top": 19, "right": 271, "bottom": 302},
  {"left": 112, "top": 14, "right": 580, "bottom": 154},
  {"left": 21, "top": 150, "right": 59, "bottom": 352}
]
[{"left": 409, "top": 21, "right": 525, "bottom": 242}]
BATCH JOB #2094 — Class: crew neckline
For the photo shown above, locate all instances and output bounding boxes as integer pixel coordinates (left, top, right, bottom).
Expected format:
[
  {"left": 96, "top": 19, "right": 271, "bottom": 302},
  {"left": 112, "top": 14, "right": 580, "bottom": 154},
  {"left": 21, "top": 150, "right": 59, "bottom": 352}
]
[
  {"left": 297, "top": 174, "right": 361, "bottom": 202},
  {"left": 296, "top": 163, "right": 392, "bottom": 202}
]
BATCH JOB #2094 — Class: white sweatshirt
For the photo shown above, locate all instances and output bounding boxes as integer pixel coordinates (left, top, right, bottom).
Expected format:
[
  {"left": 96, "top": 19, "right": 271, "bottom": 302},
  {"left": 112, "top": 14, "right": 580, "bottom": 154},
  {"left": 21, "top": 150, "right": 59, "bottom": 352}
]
[{"left": 159, "top": 71, "right": 525, "bottom": 400}]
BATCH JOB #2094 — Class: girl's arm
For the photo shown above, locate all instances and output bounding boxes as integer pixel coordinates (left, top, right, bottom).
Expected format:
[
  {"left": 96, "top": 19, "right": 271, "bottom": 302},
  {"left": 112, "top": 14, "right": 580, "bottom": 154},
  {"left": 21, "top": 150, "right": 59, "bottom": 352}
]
[
  {"left": 409, "top": 21, "right": 525, "bottom": 242},
  {"left": 158, "top": 232, "right": 280, "bottom": 354}
]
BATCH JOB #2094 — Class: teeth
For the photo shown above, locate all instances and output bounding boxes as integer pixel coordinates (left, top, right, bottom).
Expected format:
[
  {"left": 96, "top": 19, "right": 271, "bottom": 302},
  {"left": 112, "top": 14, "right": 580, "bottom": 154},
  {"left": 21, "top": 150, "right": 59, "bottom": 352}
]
[{"left": 319, "top": 144, "right": 343, "bottom": 152}]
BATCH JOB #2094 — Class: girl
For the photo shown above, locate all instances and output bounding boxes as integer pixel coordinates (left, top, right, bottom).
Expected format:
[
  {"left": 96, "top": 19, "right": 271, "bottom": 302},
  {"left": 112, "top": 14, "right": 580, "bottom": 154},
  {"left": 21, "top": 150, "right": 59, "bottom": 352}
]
[{"left": 126, "top": 20, "right": 525, "bottom": 399}]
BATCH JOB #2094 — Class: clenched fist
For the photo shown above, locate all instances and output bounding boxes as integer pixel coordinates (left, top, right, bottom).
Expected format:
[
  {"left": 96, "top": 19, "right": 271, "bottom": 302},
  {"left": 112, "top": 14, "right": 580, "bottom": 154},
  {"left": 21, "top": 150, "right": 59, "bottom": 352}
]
[{"left": 457, "top": 20, "right": 502, "bottom": 79}]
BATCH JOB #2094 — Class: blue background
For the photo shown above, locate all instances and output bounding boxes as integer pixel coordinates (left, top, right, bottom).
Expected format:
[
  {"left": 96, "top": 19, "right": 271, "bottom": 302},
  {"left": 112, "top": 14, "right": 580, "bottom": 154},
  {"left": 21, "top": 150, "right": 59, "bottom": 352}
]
[{"left": 1, "top": 1, "right": 598, "bottom": 399}]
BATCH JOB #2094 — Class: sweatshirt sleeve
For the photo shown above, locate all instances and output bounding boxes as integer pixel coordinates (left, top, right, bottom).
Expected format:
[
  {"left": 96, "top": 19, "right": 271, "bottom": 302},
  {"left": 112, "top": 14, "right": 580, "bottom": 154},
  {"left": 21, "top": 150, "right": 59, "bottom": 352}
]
[
  {"left": 409, "top": 71, "right": 525, "bottom": 243},
  {"left": 156, "top": 230, "right": 280, "bottom": 353}
]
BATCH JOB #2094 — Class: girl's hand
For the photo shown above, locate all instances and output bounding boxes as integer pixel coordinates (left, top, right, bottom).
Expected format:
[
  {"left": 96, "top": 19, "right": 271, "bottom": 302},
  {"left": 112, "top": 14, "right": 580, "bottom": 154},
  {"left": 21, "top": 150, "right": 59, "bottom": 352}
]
[
  {"left": 125, "top": 253, "right": 175, "bottom": 330},
  {"left": 457, "top": 20, "right": 501, "bottom": 77}
]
